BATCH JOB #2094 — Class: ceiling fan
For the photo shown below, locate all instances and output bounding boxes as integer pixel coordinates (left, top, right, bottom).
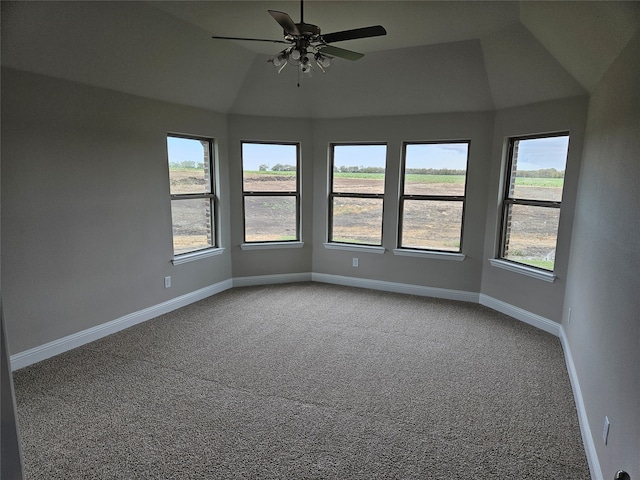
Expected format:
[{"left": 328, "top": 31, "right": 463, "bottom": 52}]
[{"left": 211, "top": 1, "right": 386, "bottom": 80}]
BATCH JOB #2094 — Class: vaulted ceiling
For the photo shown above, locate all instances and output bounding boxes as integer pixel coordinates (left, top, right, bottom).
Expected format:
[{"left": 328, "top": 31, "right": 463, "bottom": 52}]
[{"left": 2, "top": 1, "right": 639, "bottom": 118}]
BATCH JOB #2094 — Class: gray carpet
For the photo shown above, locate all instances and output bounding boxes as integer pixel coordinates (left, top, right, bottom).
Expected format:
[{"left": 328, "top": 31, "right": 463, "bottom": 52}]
[{"left": 13, "top": 282, "right": 590, "bottom": 479}]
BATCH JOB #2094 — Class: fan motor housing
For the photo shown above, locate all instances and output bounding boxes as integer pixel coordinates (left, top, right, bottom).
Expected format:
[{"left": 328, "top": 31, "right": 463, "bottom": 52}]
[{"left": 289, "top": 22, "right": 320, "bottom": 38}]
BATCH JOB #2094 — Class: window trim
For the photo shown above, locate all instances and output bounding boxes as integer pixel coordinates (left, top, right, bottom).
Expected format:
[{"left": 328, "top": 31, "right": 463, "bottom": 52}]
[
  {"left": 240, "top": 241, "right": 304, "bottom": 251},
  {"left": 171, "top": 247, "right": 225, "bottom": 265},
  {"left": 497, "top": 131, "right": 569, "bottom": 273},
  {"left": 397, "top": 140, "right": 470, "bottom": 254},
  {"left": 488, "top": 258, "right": 556, "bottom": 282},
  {"left": 168, "top": 133, "right": 218, "bottom": 259},
  {"left": 241, "top": 141, "right": 301, "bottom": 244},
  {"left": 328, "top": 142, "right": 387, "bottom": 247}
]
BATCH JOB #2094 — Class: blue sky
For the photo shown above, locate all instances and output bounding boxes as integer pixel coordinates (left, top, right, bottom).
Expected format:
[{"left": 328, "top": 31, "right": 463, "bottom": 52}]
[
  {"left": 167, "top": 136, "right": 206, "bottom": 165},
  {"left": 405, "top": 143, "right": 468, "bottom": 170},
  {"left": 333, "top": 144, "right": 388, "bottom": 169},
  {"left": 168, "top": 136, "right": 569, "bottom": 172},
  {"left": 516, "top": 135, "right": 569, "bottom": 171},
  {"left": 242, "top": 143, "right": 297, "bottom": 170}
]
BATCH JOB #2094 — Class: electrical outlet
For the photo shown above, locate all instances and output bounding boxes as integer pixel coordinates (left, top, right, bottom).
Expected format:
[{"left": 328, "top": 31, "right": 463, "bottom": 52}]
[
  {"left": 603, "top": 416, "right": 610, "bottom": 445},
  {"left": 352, "top": 258, "right": 359, "bottom": 268},
  {"left": 164, "top": 276, "right": 171, "bottom": 288}
]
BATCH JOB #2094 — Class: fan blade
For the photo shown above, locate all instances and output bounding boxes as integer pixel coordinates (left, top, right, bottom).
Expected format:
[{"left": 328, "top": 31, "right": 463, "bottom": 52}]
[
  {"left": 212, "top": 35, "right": 289, "bottom": 44},
  {"left": 268, "top": 10, "right": 300, "bottom": 36},
  {"left": 321, "top": 25, "right": 387, "bottom": 44},
  {"left": 318, "top": 45, "right": 364, "bottom": 61}
]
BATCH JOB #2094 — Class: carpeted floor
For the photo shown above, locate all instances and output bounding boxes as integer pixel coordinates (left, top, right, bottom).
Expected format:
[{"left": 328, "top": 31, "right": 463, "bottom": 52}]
[{"left": 13, "top": 282, "right": 590, "bottom": 479}]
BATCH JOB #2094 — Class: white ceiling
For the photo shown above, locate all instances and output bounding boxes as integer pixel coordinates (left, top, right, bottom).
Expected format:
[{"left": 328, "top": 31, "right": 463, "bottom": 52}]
[{"left": 2, "top": 1, "right": 639, "bottom": 118}]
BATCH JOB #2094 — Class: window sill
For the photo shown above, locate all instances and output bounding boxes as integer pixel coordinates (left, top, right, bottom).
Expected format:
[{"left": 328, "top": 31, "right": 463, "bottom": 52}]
[
  {"left": 393, "top": 249, "right": 465, "bottom": 261},
  {"left": 240, "top": 241, "right": 304, "bottom": 251},
  {"left": 172, "top": 247, "right": 225, "bottom": 265},
  {"left": 488, "top": 258, "right": 556, "bottom": 283},
  {"left": 323, "top": 243, "right": 386, "bottom": 254}
]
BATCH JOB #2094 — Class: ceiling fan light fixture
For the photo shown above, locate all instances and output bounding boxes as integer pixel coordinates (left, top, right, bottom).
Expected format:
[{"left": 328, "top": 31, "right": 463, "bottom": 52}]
[
  {"left": 272, "top": 52, "right": 288, "bottom": 67},
  {"left": 290, "top": 48, "right": 302, "bottom": 61},
  {"left": 315, "top": 53, "right": 331, "bottom": 69},
  {"left": 300, "top": 56, "right": 312, "bottom": 74},
  {"left": 277, "top": 60, "right": 288, "bottom": 74}
]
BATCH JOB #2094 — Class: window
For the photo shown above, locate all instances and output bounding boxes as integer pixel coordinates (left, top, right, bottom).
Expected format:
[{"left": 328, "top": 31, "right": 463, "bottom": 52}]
[
  {"left": 398, "top": 141, "right": 469, "bottom": 252},
  {"left": 329, "top": 144, "right": 387, "bottom": 245},
  {"left": 241, "top": 142, "right": 300, "bottom": 243},
  {"left": 167, "top": 134, "right": 217, "bottom": 256},
  {"left": 499, "top": 133, "right": 570, "bottom": 271}
]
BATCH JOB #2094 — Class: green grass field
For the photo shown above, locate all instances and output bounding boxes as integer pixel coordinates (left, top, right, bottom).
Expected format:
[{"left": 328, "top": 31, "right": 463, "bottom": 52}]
[
  {"left": 243, "top": 171, "right": 563, "bottom": 188},
  {"left": 184, "top": 167, "right": 564, "bottom": 186},
  {"left": 243, "top": 170, "right": 297, "bottom": 176}
]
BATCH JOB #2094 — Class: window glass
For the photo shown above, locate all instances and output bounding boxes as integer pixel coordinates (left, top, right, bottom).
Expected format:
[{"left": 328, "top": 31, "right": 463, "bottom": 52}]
[
  {"left": 507, "top": 136, "right": 568, "bottom": 202},
  {"left": 242, "top": 143, "right": 297, "bottom": 192},
  {"left": 167, "top": 135, "right": 216, "bottom": 255},
  {"left": 168, "top": 136, "right": 211, "bottom": 195},
  {"left": 329, "top": 144, "right": 387, "bottom": 246},
  {"left": 401, "top": 200, "right": 464, "bottom": 251},
  {"left": 500, "top": 134, "right": 569, "bottom": 271},
  {"left": 502, "top": 204, "right": 561, "bottom": 270},
  {"left": 331, "top": 197, "right": 384, "bottom": 245},
  {"left": 332, "top": 144, "right": 386, "bottom": 194},
  {"left": 244, "top": 196, "right": 297, "bottom": 242},
  {"left": 404, "top": 143, "right": 467, "bottom": 196},
  {"left": 241, "top": 142, "right": 300, "bottom": 243},
  {"left": 170, "top": 198, "right": 214, "bottom": 255},
  {"left": 398, "top": 141, "right": 469, "bottom": 252}
]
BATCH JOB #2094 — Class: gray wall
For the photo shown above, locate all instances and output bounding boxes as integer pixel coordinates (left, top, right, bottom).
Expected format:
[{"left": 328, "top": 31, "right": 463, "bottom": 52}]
[
  {"left": 480, "top": 96, "right": 589, "bottom": 321},
  {"left": 1, "top": 67, "right": 24, "bottom": 476},
  {"left": 563, "top": 32, "right": 640, "bottom": 479},
  {"left": 310, "top": 113, "right": 493, "bottom": 292},
  {"left": 1, "top": 67, "right": 589, "bottom": 351},
  {"left": 228, "top": 115, "right": 314, "bottom": 278},
  {"left": 1, "top": 68, "right": 232, "bottom": 354}
]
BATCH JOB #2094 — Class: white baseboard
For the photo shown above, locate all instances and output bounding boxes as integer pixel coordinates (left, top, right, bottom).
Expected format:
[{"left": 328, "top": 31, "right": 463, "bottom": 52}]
[
  {"left": 311, "top": 273, "right": 479, "bottom": 303},
  {"left": 478, "top": 294, "right": 560, "bottom": 337},
  {"left": 559, "top": 326, "right": 603, "bottom": 480},
  {"left": 232, "top": 272, "right": 312, "bottom": 288},
  {"left": 9, "top": 279, "right": 233, "bottom": 371}
]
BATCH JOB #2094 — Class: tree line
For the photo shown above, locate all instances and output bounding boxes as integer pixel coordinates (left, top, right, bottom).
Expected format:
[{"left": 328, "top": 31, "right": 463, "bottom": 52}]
[
  {"left": 515, "top": 168, "right": 564, "bottom": 178},
  {"left": 333, "top": 166, "right": 466, "bottom": 175},
  {"left": 169, "top": 161, "right": 205, "bottom": 169},
  {"left": 259, "top": 163, "right": 296, "bottom": 172},
  {"left": 176, "top": 161, "right": 564, "bottom": 179}
]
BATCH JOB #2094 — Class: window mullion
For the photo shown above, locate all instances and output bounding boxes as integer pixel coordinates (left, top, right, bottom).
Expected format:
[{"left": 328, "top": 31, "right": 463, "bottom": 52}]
[
  {"left": 403, "top": 194, "right": 465, "bottom": 202},
  {"left": 508, "top": 198, "right": 561, "bottom": 208},
  {"left": 171, "top": 193, "right": 215, "bottom": 200},
  {"left": 332, "top": 192, "right": 384, "bottom": 200},
  {"left": 243, "top": 191, "right": 297, "bottom": 197}
]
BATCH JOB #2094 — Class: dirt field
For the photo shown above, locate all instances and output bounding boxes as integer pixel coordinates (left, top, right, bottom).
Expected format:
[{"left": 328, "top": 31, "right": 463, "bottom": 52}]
[
  {"left": 169, "top": 169, "right": 213, "bottom": 254},
  {"left": 171, "top": 171, "right": 561, "bottom": 268}
]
